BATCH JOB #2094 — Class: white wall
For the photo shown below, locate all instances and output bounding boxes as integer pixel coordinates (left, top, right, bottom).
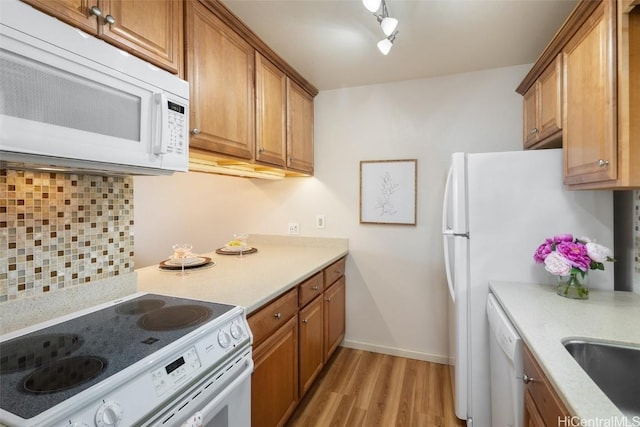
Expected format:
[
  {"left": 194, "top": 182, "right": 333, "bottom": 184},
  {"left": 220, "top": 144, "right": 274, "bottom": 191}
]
[{"left": 134, "top": 64, "right": 529, "bottom": 362}]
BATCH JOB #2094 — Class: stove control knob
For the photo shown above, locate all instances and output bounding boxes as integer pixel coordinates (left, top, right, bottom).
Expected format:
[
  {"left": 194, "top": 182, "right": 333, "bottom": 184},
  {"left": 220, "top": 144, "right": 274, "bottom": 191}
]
[
  {"left": 95, "top": 401, "right": 123, "bottom": 426},
  {"left": 217, "top": 330, "right": 231, "bottom": 348},
  {"left": 230, "top": 322, "right": 243, "bottom": 339}
]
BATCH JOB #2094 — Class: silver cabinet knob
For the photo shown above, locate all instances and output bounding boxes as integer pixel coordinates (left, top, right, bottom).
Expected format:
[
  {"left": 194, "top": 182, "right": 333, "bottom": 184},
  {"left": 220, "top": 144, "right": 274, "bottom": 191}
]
[
  {"left": 104, "top": 14, "right": 116, "bottom": 25},
  {"left": 258, "top": 147, "right": 265, "bottom": 154},
  {"left": 598, "top": 159, "right": 609, "bottom": 167},
  {"left": 191, "top": 128, "right": 200, "bottom": 135},
  {"left": 530, "top": 127, "right": 539, "bottom": 135},
  {"left": 302, "top": 319, "right": 308, "bottom": 324},
  {"left": 89, "top": 5, "right": 102, "bottom": 17},
  {"left": 325, "top": 297, "right": 332, "bottom": 302},
  {"left": 522, "top": 374, "right": 535, "bottom": 384},
  {"left": 274, "top": 312, "right": 282, "bottom": 320},
  {"left": 312, "top": 286, "right": 319, "bottom": 292}
]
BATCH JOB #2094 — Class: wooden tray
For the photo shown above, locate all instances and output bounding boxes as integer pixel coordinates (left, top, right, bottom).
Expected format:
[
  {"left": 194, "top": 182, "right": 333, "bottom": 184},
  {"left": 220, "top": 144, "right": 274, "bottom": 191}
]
[
  {"left": 215, "top": 247, "right": 258, "bottom": 256},
  {"left": 158, "top": 256, "right": 212, "bottom": 270}
]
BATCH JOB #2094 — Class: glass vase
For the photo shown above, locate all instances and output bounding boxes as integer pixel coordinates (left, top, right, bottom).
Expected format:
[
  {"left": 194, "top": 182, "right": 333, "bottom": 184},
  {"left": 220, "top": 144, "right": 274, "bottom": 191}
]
[{"left": 556, "top": 272, "right": 589, "bottom": 299}]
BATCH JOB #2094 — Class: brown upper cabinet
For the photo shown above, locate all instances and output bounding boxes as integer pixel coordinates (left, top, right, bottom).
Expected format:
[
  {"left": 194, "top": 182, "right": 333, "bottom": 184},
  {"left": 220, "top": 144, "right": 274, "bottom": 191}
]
[
  {"left": 255, "top": 53, "right": 288, "bottom": 168},
  {"left": 287, "top": 80, "right": 315, "bottom": 174},
  {"left": 186, "top": 0, "right": 318, "bottom": 176},
  {"left": 522, "top": 55, "right": 563, "bottom": 149},
  {"left": 21, "top": 0, "right": 183, "bottom": 74},
  {"left": 186, "top": 0, "right": 255, "bottom": 160},
  {"left": 517, "top": 0, "right": 640, "bottom": 189}
]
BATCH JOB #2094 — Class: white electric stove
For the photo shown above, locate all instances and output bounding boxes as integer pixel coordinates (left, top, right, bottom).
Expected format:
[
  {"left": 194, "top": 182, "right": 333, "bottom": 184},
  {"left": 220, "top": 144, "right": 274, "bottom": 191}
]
[{"left": 0, "top": 293, "right": 253, "bottom": 427}]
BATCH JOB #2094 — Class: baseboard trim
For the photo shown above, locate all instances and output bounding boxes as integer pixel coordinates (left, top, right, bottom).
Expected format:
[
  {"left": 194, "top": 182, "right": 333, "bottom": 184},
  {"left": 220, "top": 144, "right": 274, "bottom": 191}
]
[{"left": 341, "top": 340, "right": 450, "bottom": 365}]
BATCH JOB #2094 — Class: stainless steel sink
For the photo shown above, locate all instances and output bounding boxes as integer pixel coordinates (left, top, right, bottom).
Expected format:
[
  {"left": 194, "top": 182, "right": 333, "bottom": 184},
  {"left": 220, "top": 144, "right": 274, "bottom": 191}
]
[{"left": 564, "top": 339, "right": 640, "bottom": 417}]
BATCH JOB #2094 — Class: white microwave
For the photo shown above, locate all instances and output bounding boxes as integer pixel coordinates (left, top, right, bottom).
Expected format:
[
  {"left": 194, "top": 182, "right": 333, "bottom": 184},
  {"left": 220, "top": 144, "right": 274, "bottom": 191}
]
[{"left": 0, "top": 0, "right": 189, "bottom": 175}]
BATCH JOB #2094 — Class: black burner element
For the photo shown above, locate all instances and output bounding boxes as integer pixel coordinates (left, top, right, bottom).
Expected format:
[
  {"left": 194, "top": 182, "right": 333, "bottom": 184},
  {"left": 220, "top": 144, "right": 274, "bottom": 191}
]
[
  {"left": 22, "top": 356, "right": 105, "bottom": 394},
  {"left": 116, "top": 298, "right": 166, "bottom": 315},
  {"left": 137, "top": 305, "right": 213, "bottom": 331},
  {"left": 0, "top": 334, "right": 81, "bottom": 374}
]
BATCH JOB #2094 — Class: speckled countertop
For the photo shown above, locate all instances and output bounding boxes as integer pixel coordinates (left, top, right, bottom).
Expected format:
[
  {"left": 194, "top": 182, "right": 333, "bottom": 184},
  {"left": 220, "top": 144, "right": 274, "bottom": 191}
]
[
  {"left": 136, "top": 235, "right": 349, "bottom": 314},
  {"left": 489, "top": 281, "right": 640, "bottom": 422}
]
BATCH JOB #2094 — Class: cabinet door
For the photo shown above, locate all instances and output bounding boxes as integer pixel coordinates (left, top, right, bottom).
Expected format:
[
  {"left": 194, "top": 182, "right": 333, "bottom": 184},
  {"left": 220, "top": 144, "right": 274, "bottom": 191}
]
[
  {"left": 323, "top": 276, "right": 345, "bottom": 362},
  {"left": 252, "top": 316, "right": 299, "bottom": 427},
  {"left": 523, "top": 345, "right": 570, "bottom": 427},
  {"left": 522, "top": 83, "right": 539, "bottom": 148},
  {"left": 100, "top": 0, "right": 183, "bottom": 74},
  {"left": 186, "top": 0, "right": 255, "bottom": 160},
  {"left": 299, "top": 296, "right": 324, "bottom": 397},
  {"left": 21, "top": 0, "right": 97, "bottom": 34},
  {"left": 255, "top": 53, "right": 287, "bottom": 167},
  {"left": 524, "top": 389, "right": 546, "bottom": 427},
  {"left": 287, "top": 80, "right": 314, "bottom": 174},
  {"left": 537, "top": 55, "right": 562, "bottom": 142},
  {"left": 563, "top": 0, "right": 617, "bottom": 185}
]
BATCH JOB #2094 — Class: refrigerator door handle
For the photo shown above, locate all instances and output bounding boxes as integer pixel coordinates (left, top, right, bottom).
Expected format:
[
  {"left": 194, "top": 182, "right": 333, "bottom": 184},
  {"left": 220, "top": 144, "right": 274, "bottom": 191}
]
[
  {"left": 442, "top": 164, "right": 453, "bottom": 234},
  {"left": 443, "top": 234, "right": 456, "bottom": 302}
]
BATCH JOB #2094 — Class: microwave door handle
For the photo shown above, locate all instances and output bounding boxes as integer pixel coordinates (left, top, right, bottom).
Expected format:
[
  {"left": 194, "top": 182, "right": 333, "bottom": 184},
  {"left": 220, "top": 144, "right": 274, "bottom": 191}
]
[{"left": 153, "top": 92, "right": 169, "bottom": 155}]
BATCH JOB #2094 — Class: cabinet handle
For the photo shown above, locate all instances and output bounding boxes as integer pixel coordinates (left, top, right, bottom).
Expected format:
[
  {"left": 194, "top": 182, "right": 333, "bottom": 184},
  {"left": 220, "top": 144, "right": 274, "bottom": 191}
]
[
  {"left": 89, "top": 5, "right": 102, "bottom": 17},
  {"left": 325, "top": 297, "right": 332, "bottom": 302},
  {"left": 274, "top": 312, "right": 282, "bottom": 320},
  {"left": 598, "top": 159, "right": 609, "bottom": 167},
  {"left": 104, "top": 14, "right": 116, "bottom": 25},
  {"left": 191, "top": 128, "right": 200, "bottom": 135},
  {"left": 302, "top": 319, "right": 308, "bottom": 324},
  {"left": 530, "top": 127, "right": 539, "bottom": 135},
  {"left": 312, "top": 286, "right": 319, "bottom": 292},
  {"left": 258, "top": 147, "right": 265, "bottom": 154},
  {"left": 521, "top": 374, "right": 535, "bottom": 384}
]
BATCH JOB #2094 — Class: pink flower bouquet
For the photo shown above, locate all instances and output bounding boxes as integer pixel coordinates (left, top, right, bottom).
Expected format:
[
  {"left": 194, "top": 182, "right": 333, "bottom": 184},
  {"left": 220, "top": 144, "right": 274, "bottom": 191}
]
[
  {"left": 534, "top": 234, "right": 614, "bottom": 298},
  {"left": 534, "top": 234, "right": 614, "bottom": 274}
]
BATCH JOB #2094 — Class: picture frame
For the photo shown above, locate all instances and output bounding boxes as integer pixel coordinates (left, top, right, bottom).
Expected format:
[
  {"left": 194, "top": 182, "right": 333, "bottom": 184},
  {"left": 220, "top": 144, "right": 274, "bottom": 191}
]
[{"left": 359, "top": 159, "right": 417, "bottom": 225}]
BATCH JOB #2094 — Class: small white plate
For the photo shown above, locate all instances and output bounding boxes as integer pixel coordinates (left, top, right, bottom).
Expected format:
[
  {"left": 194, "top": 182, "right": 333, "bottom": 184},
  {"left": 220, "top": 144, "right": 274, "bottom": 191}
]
[
  {"left": 222, "top": 245, "right": 250, "bottom": 253},
  {"left": 165, "top": 256, "right": 204, "bottom": 266}
]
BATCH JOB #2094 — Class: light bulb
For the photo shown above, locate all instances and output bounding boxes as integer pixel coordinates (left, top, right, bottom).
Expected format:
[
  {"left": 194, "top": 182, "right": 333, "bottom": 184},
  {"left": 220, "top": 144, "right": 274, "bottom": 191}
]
[
  {"left": 363, "top": 0, "right": 381, "bottom": 13},
  {"left": 380, "top": 16, "right": 398, "bottom": 36},
  {"left": 377, "top": 38, "right": 393, "bottom": 55}
]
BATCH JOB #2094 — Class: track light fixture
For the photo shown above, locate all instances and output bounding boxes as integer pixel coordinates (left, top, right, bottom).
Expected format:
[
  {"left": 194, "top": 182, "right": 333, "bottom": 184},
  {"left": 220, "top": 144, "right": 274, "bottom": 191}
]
[
  {"left": 362, "top": 0, "right": 381, "bottom": 13},
  {"left": 362, "top": 0, "right": 399, "bottom": 54},
  {"left": 377, "top": 31, "right": 397, "bottom": 55}
]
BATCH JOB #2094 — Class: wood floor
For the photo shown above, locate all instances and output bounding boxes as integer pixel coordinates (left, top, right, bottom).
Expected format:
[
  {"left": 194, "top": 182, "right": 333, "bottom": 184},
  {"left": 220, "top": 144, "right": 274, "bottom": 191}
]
[{"left": 286, "top": 347, "right": 466, "bottom": 427}]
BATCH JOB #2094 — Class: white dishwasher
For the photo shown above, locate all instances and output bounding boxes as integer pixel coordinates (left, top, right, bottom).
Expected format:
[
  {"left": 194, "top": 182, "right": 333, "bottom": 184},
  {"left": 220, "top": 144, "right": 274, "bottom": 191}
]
[{"left": 487, "top": 293, "right": 524, "bottom": 427}]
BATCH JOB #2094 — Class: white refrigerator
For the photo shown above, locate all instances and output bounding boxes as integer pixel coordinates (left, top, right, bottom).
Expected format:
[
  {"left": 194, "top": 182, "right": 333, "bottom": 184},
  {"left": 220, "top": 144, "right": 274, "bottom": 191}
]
[{"left": 442, "top": 149, "right": 614, "bottom": 427}]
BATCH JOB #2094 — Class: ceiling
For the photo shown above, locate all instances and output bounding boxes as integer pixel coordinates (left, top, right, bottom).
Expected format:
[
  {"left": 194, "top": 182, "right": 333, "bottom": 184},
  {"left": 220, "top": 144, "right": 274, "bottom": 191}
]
[{"left": 222, "top": 0, "right": 578, "bottom": 92}]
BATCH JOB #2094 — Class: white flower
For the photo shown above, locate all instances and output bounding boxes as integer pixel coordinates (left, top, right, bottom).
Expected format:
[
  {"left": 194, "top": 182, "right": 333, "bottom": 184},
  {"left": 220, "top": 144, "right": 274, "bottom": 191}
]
[
  {"left": 586, "top": 242, "right": 612, "bottom": 263},
  {"left": 544, "top": 252, "right": 572, "bottom": 276}
]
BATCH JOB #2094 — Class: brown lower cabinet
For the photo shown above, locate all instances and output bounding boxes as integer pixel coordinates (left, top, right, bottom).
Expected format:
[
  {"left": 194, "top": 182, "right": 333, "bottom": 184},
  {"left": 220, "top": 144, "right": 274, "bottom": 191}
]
[
  {"left": 249, "top": 257, "right": 346, "bottom": 427},
  {"left": 523, "top": 344, "right": 570, "bottom": 426},
  {"left": 251, "top": 315, "right": 298, "bottom": 427}
]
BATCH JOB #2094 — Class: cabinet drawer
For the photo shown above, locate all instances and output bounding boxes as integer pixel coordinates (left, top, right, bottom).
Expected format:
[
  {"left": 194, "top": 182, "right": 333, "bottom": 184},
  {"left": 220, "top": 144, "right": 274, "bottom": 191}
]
[
  {"left": 249, "top": 288, "right": 298, "bottom": 347},
  {"left": 323, "top": 257, "right": 345, "bottom": 288},
  {"left": 523, "top": 345, "right": 569, "bottom": 426},
  {"left": 299, "top": 272, "right": 323, "bottom": 307}
]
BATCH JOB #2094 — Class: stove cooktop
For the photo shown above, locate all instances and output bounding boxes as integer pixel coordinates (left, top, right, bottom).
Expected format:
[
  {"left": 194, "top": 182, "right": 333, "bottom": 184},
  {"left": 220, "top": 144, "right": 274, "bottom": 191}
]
[{"left": 0, "top": 294, "right": 235, "bottom": 420}]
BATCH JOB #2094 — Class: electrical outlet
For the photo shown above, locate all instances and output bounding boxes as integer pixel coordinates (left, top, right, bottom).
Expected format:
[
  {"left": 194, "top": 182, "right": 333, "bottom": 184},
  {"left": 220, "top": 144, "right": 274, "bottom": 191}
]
[
  {"left": 316, "top": 214, "right": 325, "bottom": 229},
  {"left": 288, "top": 222, "right": 299, "bottom": 234}
]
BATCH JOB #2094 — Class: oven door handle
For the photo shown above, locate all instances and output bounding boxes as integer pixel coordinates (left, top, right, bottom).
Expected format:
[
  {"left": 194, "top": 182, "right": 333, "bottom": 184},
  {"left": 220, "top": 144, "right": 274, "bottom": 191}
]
[{"left": 196, "top": 358, "right": 253, "bottom": 421}]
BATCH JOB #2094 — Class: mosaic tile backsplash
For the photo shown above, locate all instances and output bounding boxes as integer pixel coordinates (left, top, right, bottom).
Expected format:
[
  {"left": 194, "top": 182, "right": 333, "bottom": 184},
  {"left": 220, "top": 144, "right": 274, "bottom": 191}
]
[{"left": 0, "top": 170, "right": 134, "bottom": 302}]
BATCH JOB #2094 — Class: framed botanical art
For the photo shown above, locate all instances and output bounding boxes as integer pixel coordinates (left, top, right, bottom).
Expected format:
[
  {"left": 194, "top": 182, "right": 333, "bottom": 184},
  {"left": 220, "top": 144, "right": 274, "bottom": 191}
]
[{"left": 359, "top": 159, "right": 417, "bottom": 225}]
